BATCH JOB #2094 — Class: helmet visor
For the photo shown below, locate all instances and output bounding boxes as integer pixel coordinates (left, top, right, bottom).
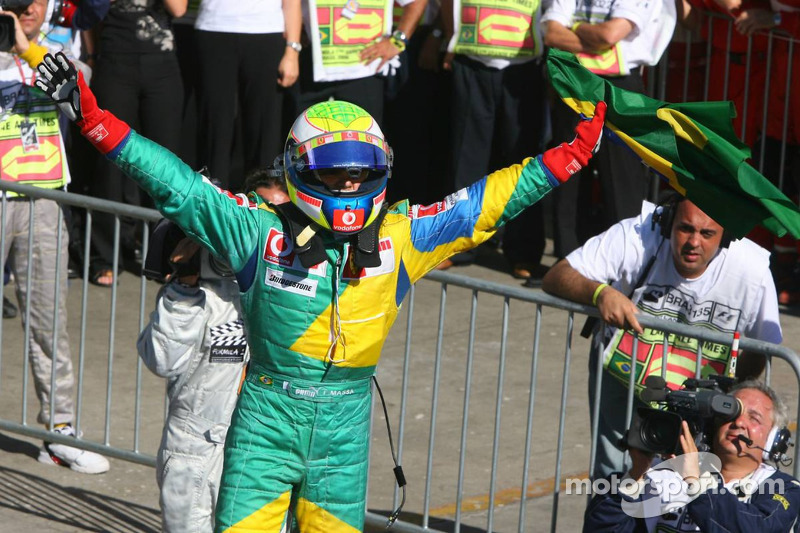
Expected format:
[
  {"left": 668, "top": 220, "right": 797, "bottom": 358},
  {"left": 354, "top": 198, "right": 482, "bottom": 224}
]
[{"left": 291, "top": 132, "right": 392, "bottom": 171}]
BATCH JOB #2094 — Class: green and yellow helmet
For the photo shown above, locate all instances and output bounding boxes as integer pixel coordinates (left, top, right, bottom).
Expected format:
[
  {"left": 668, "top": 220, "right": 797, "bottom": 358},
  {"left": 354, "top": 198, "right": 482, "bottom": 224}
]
[{"left": 283, "top": 101, "right": 392, "bottom": 235}]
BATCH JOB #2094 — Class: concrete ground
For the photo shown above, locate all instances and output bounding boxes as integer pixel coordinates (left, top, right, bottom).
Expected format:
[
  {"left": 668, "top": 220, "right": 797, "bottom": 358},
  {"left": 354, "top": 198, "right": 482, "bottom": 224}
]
[{"left": 2, "top": 243, "right": 799, "bottom": 533}]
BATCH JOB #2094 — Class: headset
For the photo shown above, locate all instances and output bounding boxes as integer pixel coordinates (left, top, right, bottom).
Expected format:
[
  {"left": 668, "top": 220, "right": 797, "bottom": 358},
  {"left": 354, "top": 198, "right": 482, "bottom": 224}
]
[
  {"left": 763, "top": 426, "right": 793, "bottom": 463},
  {"left": 737, "top": 426, "right": 793, "bottom": 464},
  {"left": 651, "top": 194, "right": 733, "bottom": 249}
]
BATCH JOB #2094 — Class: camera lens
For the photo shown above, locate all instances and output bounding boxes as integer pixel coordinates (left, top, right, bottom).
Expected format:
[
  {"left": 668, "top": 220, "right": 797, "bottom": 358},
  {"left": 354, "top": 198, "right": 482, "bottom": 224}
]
[{"left": 639, "top": 411, "right": 682, "bottom": 453}]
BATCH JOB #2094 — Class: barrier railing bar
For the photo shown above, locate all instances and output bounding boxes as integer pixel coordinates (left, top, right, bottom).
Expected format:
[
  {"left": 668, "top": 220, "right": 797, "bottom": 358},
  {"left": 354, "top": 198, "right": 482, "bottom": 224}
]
[
  {"left": 22, "top": 197, "right": 35, "bottom": 426},
  {"left": 759, "top": 32, "right": 775, "bottom": 174},
  {"left": 551, "top": 311, "right": 574, "bottom": 532},
  {"left": 778, "top": 38, "right": 793, "bottom": 192},
  {"left": 703, "top": 16, "right": 712, "bottom": 101},
  {"left": 453, "top": 289, "right": 478, "bottom": 533},
  {"left": 47, "top": 201, "right": 67, "bottom": 428},
  {"left": 422, "top": 282, "right": 447, "bottom": 528},
  {"left": 518, "top": 303, "right": 543, "bottom": 532},
  {"left": 722, "top": 20, "right": 732, "bottom": 101},
  {"left": 0, "top": 419, "right": 156, "bottom": 467},
  {"left": 103, "top": 216, "right": 122, "bottom": 445},
  {"left": 740, "top": 35, "right": 752, "bottom": 141},
  {"left": 682, "top": 32, "right": 692, "bottom": 103},
  {"left": 0, "top": 181, "right": 161, "bottom": 222},
  {"left": 75, "top": 209, "right": 93, "bottom": 435},
  {"left": 622, "top": 336, "right": 640, "bottom": 470},
  {"left": 133, "top": 227, "right": 151, "bottom": 453},
  {"left": 392, "top": 284, "right": 415, "bottom": 511},
  {"left": 486, "top": 296, "right": 510, "bottom": 532}
]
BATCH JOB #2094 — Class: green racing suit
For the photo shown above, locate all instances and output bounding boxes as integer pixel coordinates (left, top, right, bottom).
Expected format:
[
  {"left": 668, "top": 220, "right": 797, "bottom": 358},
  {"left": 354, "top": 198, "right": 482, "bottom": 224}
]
[{"left": 111, "top": 131, "right": 560, "bottom": 532}]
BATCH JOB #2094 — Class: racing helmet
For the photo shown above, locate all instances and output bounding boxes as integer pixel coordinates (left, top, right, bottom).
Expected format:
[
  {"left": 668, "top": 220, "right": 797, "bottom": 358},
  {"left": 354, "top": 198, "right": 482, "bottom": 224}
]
[{"left": 283, "top": 101, "right": 392, "bottom": 235}]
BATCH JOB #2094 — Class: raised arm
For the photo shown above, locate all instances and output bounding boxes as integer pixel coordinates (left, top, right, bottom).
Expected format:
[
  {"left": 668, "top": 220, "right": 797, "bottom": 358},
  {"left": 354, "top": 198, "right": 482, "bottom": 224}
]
[
  {"left": 34, "top": 52, "right": 262, "bottom": 275},
  {"left": 403, "top": 103, "right": 607, "bottom": 282}
]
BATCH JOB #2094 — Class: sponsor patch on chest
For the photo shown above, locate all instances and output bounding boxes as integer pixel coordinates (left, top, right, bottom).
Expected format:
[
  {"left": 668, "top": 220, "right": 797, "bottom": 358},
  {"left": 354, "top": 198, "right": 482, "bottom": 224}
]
[
  {"left": 341, "top": 237, "right": 395, "bottom": 279},
  {"left": 411, "top": 189, "right": 468, "bottom": 219},
  {"left": 263, "top": 228, "right": 327, "bottom": 275},
  {"left": 265, "top": 267, "right": 319, "bottom": 297}
]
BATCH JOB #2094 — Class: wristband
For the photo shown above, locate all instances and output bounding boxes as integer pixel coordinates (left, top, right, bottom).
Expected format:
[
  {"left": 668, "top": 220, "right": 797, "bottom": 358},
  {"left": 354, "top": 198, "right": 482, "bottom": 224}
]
[
  {"left": 571, "top": 21, "right": 582, "bottom": 33},
  {"left": 592, "top": 283, "right": 609, "bottom": 306}
]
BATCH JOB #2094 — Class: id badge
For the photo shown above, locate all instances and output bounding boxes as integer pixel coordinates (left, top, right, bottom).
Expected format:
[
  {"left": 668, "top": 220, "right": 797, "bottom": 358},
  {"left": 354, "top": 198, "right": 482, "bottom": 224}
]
[
  {"left": 342, "top": 0, "right": 359, "bottom": 20},
  {"left": 20, "top": 120, "right": 39, "bottom": 153}
]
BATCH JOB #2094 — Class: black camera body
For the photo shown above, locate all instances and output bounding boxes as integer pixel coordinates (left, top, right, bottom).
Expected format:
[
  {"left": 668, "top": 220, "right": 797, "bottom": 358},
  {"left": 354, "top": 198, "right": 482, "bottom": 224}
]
[
  {"left": 626, "top": 375, "right": 742, "bottom": 455},
  {"left": 143, "top": 219, "right": 233, "bottom": 284},
  {"left": 0, "top": 0, "right": 33, "bottom": 52}
]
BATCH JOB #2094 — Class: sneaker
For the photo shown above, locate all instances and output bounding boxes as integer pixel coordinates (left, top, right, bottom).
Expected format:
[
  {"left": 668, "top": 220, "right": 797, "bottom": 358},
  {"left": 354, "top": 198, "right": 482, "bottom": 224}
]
[{"left": 37, "top": 424, "right": 110, "bottom": 474}]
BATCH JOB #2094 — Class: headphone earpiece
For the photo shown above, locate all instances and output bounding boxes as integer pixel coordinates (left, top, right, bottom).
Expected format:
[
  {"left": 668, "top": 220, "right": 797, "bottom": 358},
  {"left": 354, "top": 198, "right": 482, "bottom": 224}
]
[
  {"left": 763, "top": 426, "right": 792, "bottom": 463},
  {"left": 651, "top": 195, "right": 732, "bottom": 248}
]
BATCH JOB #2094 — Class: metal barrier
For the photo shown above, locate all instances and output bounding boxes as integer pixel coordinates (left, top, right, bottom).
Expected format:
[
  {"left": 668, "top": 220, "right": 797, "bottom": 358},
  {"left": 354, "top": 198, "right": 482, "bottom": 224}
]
[
  {"left": 3, "top": 18, "right": 800, "bottom": 531},
  {"left": 3, "top": 182, "right": 800, "bottom": 532}
]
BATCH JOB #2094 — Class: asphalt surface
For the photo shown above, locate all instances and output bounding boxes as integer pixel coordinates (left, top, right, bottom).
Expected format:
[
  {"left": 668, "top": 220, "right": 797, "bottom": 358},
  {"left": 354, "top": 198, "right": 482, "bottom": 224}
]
[{"left": 2, "top": 244, "right": 799, "bottom": 532}]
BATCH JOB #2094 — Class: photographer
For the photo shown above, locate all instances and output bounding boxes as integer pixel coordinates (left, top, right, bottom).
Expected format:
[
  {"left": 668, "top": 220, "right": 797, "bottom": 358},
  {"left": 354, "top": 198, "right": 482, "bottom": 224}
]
[
  {"left": 542, "top": 195, "right": 782, "bottom": 478},
  {"left": 584, "top": 381, "right": 800, "bottom": 532},
  {"left": 0, "top": 0, "right": 108, "bottom": 473}
]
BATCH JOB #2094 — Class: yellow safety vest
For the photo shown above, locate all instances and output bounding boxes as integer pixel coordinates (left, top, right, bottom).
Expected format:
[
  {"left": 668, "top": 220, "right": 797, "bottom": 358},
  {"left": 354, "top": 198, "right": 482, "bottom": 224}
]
[
  {"left": 453, "top": 0, "right": 541, "bottom": 59},
  {"left": 575, "top": 45, "right": 628, "bottom": 76},
  {"left": 0, "top": 89, "right": 67, "bottom": 196}
]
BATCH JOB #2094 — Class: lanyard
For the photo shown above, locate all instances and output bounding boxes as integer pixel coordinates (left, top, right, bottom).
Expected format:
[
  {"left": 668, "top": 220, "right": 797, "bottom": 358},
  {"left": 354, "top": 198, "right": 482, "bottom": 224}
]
[{"left": 15, "top": 56, "right": 36, "bottom": 86}]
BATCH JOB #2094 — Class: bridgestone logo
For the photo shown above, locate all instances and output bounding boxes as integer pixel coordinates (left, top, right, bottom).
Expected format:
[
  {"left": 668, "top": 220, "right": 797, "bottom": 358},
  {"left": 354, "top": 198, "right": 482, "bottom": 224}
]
[
  {"left": 270, "top": 274, "right": 312, "bottom": 291},
  {"left": 265, "top": 268, "right": 318, "bottom": 297}
]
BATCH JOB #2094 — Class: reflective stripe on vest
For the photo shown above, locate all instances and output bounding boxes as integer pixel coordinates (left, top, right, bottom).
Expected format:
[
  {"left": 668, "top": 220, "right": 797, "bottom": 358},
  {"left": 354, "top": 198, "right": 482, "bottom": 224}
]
[
  {"left": 0, "top": 109, "right": 66, "bottom": 197},
  {"left": 575, "top": 44, "right": 628, "bottom": 76},
  {"left": 453, "top": 0, "right": 541, "bottom": 59}
]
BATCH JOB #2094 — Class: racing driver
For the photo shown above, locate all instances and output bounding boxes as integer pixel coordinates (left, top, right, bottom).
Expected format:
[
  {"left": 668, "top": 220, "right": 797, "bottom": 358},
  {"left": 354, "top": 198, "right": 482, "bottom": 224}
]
[{"left": 36, "top": 51, "right": 607, "bottom": 532}]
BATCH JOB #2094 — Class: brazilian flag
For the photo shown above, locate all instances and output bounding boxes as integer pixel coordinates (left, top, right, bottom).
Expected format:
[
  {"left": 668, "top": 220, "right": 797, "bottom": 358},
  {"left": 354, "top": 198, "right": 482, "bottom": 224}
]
[{"left": 547, "top": 48, "right": 800, "bottom": 239}]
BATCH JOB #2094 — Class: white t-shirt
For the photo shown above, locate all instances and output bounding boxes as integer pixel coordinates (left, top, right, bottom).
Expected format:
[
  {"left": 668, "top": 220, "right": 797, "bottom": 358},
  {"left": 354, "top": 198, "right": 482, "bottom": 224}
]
[
  {"left": 567, "top": 202, "right": 781, "bottom": 387},
  {"left": 541, "top": 0, "right": 676, "bottom": 72},
  {"left": 196, "top": 0, "right": 284, "bottom": 34}
]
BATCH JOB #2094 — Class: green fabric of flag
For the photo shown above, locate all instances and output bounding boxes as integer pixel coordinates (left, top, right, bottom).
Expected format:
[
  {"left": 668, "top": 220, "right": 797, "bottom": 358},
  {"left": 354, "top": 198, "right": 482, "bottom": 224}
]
[{"left": 547, "top": 48, "right": 800, "bottom": 239}]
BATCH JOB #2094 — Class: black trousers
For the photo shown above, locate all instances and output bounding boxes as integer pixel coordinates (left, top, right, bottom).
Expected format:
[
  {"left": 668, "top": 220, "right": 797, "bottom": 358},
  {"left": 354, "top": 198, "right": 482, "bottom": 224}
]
[
  {"left": 195, "top": 31, "right": 286, "bottom": 190},
  {"left": 550, "top": 72, "right": 650, "bottom": 259},
  {"left": 449, "top": 55, "right": 547, "bottom": 266},
  {"left": 90, "top": 52, "right": 184, "bottom": 270},
  {"left": 291, "top": 49, "right": 386, "bottom": 124}
]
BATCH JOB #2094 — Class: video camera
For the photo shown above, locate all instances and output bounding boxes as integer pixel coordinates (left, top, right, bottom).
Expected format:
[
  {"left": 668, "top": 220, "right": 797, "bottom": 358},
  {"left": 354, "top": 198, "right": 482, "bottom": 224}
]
[
  {"left": 0, "top": 0, "right": 79, "bottom": 52},
  {"left": 142, "top": 219, "right": 233, "bottom": 284},
  {"left": 625, "top": 375, "right": 742, "bottom": 455},
  {"left": 0, "top": 0, "right": 32, "bottom": 52}
]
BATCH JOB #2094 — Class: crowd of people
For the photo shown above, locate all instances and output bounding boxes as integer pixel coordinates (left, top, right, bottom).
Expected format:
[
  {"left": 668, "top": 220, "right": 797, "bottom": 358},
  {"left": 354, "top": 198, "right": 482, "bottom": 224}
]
[{"left": 1, "top": 0, "right": 800, "bottom": 531}]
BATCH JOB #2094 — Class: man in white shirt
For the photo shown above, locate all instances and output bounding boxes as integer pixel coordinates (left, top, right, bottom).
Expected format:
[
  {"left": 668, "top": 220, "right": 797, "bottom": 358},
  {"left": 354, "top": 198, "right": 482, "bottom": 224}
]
[{"left": 542, "top": 196, "right": 782, "bottom": 478}]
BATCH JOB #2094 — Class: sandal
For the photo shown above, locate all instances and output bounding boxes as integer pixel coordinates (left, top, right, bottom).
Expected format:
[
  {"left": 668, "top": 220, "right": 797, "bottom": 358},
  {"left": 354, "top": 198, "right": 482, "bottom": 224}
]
[{"left": 89, "top": 268, "right": 115, "bottom": 288}]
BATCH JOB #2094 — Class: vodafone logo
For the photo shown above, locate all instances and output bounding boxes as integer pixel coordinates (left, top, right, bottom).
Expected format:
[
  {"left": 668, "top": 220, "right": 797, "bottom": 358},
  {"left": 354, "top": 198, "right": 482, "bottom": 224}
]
[
  {"left": 341, "top": 211, "right": 357, "bottom": 226},
  {"left": 333, "top": 209, "right": 364, "bottom": 232},
  {"left": 267, "top": 232, "right": 293, "bottom": 258},
  {"left": 263, "top": 228, "right": 295, "bottom": 266},
  {"left": 262, "top": 228, "right": 328, "bottom": 275}
]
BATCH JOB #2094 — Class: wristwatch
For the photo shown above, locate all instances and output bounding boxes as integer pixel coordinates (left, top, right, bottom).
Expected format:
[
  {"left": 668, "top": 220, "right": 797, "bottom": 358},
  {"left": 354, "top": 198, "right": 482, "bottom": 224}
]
[
  {"left": 390, "top": 30, "right": 407, "bottom": 52},
  {"left": 286, "top": 41, "right": 303, "bottom": 53}
]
